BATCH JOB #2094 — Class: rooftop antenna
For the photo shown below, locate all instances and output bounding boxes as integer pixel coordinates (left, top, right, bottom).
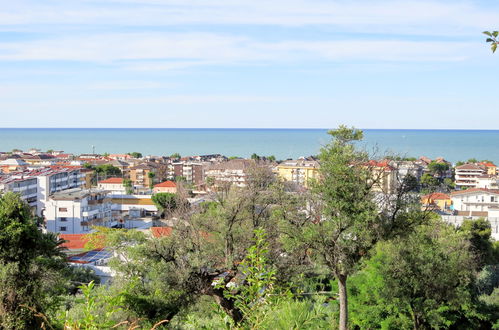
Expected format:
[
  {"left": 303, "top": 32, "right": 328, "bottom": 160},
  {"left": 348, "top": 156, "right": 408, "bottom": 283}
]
[{"left": 92, "top": 145, "right": 95, "bottom": 154}]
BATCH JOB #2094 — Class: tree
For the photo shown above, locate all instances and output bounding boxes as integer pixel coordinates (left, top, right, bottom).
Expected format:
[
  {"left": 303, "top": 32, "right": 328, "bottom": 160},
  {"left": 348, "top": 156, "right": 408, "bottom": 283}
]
[
  {"left": 420, "top": 173, "right": 439, "bottom": 189},
  {"left": 170, "top": 153, "right": 181, "bottom": 159},
  {"left": 484, "top": 31, "right": 499, "bottom": 53},
  {"left": 0, "top": 193, "right": 66, "bottom": 328},
  {"left": 93, "top": 164, "right": 122, "bottom": 180},
  {"left": 123, "top": 179, "right": 133, "bottom": 195},
  {"left": 364, "top": 220, "right": 478, "bottom": 329},
  {"left": 128, "top": 152, "right": 142, "bottom": 159},
  {"left": 151, "top": 192, "right": 178, "bottom": 218},
  {"left": 251, "top": 153, "right": 261, "bottom": 161},
  {"left": 148, "top": 172, "right": 156, "bottom": 190},
  {"left": 459, "top": 218, "right": 498, "bottom": 268},
  {"left": 286, "top": 126, "right": 425, "bottom": 330},
  {"left": 427, "top": 161, "right": 449, "bottom": 178},
  {"left": 266, "top": 155, "right": 276, "bottom": 162}
]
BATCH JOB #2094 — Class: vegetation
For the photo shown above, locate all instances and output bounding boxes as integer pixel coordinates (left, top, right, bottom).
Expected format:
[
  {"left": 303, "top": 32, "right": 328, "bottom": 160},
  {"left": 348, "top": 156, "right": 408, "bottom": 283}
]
[
  {"left": 128, "top": 151, "right": 142, "bottom": 158},
  {"left": 484, "top": 31, "right": 499, "bottom": 53},
  {"left": 1, "top": 127, "right": 498, "bottom": 329}
]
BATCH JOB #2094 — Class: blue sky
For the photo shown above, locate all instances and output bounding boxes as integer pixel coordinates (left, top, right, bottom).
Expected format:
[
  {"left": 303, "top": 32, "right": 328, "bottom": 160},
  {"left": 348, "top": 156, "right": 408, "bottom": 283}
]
[{"left": 1, "top": 0, "right": 498, "bottom": 128}]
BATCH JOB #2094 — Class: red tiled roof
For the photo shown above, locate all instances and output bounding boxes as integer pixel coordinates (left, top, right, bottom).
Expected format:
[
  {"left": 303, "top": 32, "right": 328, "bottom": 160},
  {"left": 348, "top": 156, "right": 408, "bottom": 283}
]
[
  {"left": 59, "top": 234, "right": 89, "bottom": 250},
  {"left": 98, "top": 177, "right": 123, "bottom": 184},
  {"left": 456, "top": 164, "right": 484, "bottom": 170},
  {"left": 151, "top": 227, "right": 173, "bottom": 238},
  {"left": 154, "top": 180, "right": 176, "bottom": 188},
  {"left": 479, "top": 162, "right": 496, "bottom": 167},
  {"left": 422, "top": 192, "right": 450, "bottom": 200}
]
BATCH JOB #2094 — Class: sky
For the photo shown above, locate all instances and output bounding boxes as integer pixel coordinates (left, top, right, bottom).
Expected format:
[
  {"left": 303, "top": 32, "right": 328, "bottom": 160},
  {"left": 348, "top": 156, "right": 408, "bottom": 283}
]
[{"left": 0, "top": 0, "right": 498, "bottom": 129}]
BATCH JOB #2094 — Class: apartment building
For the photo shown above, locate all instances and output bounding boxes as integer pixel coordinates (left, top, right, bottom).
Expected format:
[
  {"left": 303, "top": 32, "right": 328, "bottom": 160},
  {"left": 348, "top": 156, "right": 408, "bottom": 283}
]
[
  {"left": 172, "top": 162, "right": 206, "bottom": 185},
  {"left": 276, "top": 159, "right": 319, "bottom": 187},
  {"left": 451, "top": 188, "right": 499, "bottom": 216},
  {"left": 33, "top": 167, "right": 86, "bottom": 216},
  {"left": 205, "top": 159, "right": 255, "bottom": 188},
  {"left": 45, "top": 188, "right": 114, "bottom": 234},
  {"left": 0, "top": 158, "right": 28, "bottom": 173},
  {"left": 455, "top": 164, "right": 486, "bottom": 189},
  {"left": 0, "top": 174, "right": 38, "bottom": 209},
  {"left": 129, "top": 163, "right": 158, "bottom": 189}
]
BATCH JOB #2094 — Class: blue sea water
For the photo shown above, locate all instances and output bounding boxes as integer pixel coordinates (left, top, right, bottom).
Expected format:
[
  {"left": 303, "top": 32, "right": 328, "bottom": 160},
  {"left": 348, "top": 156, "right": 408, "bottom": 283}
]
[{"left": 0, "top": 128, "right": 498, "bottom": 164}]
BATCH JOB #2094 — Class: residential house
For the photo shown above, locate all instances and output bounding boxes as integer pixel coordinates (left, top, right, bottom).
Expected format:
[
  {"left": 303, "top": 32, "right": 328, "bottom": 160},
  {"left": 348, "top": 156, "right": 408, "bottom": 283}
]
[
  {"left": 153, "top": 180, "right": 177, "bottom": 194},
  {"left": 421, "top": 192, "right": 452, "bottom": 211},
  {"left": 98, "top": 177, "right": 127, "bottom": 194},
  {"left": 0, "top": 158, "right": 28, "bottom": 173}
]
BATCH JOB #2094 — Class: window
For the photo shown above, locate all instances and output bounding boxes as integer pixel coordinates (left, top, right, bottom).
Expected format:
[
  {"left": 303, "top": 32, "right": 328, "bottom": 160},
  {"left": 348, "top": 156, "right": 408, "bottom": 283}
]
[
  {"left": 59, "top": 207, "right": 68, "bottom": 212},
  {"left": 492, "top": 196, "right": 496, "bottom": 203},
  {"left": 59, "top": 226, "right": 67, "bottom": 231},
  {"left": 59, "top": 217, "right": 67, "bottom": 222}
]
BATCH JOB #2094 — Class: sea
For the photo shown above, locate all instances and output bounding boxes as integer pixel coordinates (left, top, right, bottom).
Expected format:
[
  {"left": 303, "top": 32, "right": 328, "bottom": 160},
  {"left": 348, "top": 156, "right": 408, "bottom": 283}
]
[{"left": 0, "top": 128, "right": 498, "bottom": 164}]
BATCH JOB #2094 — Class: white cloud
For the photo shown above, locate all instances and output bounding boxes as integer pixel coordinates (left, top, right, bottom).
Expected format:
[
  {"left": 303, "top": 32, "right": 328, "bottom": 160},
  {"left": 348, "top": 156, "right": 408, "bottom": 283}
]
[
  {"left": 1, "top": 0, "right": 497, "bottom": 36},
  {"left": 0, "top": 32, "right": 479, "bottom": 66}
]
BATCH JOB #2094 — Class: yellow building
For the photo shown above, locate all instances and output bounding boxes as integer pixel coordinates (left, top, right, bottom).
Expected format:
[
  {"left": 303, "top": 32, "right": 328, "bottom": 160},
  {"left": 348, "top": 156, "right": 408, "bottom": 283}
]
[
  {"left": 421, "top": 192, "right": 452, "bottom": 211},
  {"left": 276, "top": 160, "right": 319, "bottom": 187}
]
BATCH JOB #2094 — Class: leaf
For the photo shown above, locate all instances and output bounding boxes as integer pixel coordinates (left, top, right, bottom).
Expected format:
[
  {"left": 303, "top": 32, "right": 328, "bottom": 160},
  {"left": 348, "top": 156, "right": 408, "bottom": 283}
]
[
  {"left": 483, "top": 31, "right": 492, "bottom": 37},
  {"left": 492, "top": 43, "right": 497, "bottom": 53},
  {"left": 486, "top": 38, "right": 494, "bottom": 43},
  {"left": 493, "top": 31, "right": 499, "bottom": 38}
]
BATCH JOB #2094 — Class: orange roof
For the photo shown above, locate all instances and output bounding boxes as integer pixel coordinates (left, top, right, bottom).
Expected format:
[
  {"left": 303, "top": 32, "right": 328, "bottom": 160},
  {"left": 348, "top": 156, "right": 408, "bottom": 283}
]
[
  {"left": 479, "top": 162, "right": 496, "bottom": 167},
  {"left": 99, "top": 177, "right": 123, "bottom": 184},
  {"left": 422, "top": 192, "right": 450, "bottom": 200},
  {"left": 60, "top": 234, "right": 89, "bottom": 250},
  {"left": 151, "top": 227, "right": 173, "bottom": 238},
  {"left": 154, "top": 180, "right": 177, "bottom": 188}
]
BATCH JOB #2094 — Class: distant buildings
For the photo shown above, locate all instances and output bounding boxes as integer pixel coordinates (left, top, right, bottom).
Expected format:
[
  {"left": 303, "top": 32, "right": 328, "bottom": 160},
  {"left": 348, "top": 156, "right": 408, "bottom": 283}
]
[
  {"left": 98, "top": 177, "right": 127, "bottom": 194},
  {"left": 153, "top": 180, "right": 177, "bottom": 194},
  {"left": 455, "top": 164, "right": 486, "bottom": 189}
]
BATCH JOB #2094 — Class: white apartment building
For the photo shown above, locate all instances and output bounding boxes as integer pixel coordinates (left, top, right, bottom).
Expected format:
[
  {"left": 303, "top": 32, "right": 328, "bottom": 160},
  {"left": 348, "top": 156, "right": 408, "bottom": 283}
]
[
  {"left": 33, "top": 167, "right": 86, "bottom": 216},
  {"left": 451, "top": 188, "right": 499, "bottom": 215},
  {"left": 45, "top": 189, "right": 114, "bottom": 234},
  {"left": 455, "top": 164, "right": 486, "bottom": 189},
  {"left": 205, "top": 159, "right": 254, "bottom": 188}
]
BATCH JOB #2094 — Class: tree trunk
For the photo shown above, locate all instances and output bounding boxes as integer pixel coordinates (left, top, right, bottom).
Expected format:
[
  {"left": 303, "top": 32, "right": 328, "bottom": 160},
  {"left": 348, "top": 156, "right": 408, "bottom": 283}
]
[{"left": 337, "top": 273, "right": 348, "bottom": 330}]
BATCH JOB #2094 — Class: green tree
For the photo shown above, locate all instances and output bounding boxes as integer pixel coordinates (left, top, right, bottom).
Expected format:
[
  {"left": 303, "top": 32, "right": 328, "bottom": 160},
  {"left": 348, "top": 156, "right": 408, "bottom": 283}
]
[
  {"left": 427, "top": 161, "right": 449, "bottom": 178},
  {"left": 251, "top": 153, "right": 261, "bottom": 161},
  {"left": 0, "top": 193, "right": 66, "bottom": 328},
  {"left": 353, "top": 220, "right": 479, "bottom": 329},
  {"left": 287, "top": 126, "right": 425, "bottom": 330},
  {"left": 148, "top": 172, "right": 156, "bottom": 190},
  {"left": 128, "top": 152, "right": 142, "bottom": 158},
  {"left": 170, "top": 153, "right": 181, "bottom": 159},
  {"left": 94, "top": 164, "right": 122, "bottom": 180},
  {"left": 123, "top": 179, "right": 133, "bottom": 195},
  {"left": 459, "top": 218, "right": 498, "bottom": 268},
  {"left": 420, "top": 173, "right": 439, "bottom": 189},
  {"left": 266, "top": 155, "right": 276, "bottom": 162},
  {"left": 151, "top": 192, "right": 178, "bottom": 218}
]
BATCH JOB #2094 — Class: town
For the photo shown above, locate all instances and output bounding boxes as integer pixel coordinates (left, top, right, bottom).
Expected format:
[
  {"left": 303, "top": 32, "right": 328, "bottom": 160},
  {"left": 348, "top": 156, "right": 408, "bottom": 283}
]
[{"left": 1, "top": 149, "right": 498, "bottom": 242}]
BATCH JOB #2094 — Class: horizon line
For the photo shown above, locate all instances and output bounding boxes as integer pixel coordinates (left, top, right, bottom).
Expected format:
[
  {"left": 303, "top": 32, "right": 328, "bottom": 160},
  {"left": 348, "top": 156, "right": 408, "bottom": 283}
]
[{"left": 1, "top": 127, "right": 499, "bottom": 131}]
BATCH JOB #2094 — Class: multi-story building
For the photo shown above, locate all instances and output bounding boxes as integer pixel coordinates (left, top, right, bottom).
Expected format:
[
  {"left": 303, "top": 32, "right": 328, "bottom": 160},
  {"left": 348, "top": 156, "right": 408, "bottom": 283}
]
[
  {"left": 172, "top": 162, "right": 206, "bottom": 185},
  {"left": 455, "top": 164, "right": 486, "bottom": 189},
  {"left": 276, "top": 159, "right": 319, "bottom": 187},
  {"left": 0, "top": 174, "right": 38, "bottom": 209},
  {"left": 129, "top": 163, "right": 159, "bottom": 190},
  {"left": 451, "top": 188, "right": 499, "bottom": 215},
  {"left": 45, "top": 188, "right": 114, "bottom": 234},
  {"left": 33, "top": 167, "right": 86, "bottom": 216},
  {"left": 205, "top": 159, "right": 255, "bottom": 188}
]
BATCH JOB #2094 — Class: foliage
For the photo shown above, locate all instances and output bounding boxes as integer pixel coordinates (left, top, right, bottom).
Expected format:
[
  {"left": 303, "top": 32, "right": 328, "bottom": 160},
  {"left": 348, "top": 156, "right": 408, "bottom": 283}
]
[
  {"left": 484, "top": 31, "right": 499, "bottom": 53},
  {"left": 420, "top": 172, "right": 439, "bottom": 188},
  {"left": 215, "top": 228, "right": 276, "bottom": 327},
  {"left": 128, "top": 151, "right": 142, "bottom": 158},
  {"left": 151, "top": 192, "right": 178, "bottom": 218},
  {"left": 0, "top": 192, "right": 67, "bottom": 329},
  {"left": 123, "top": 178, "right": 133, "bottom": 194},
  {"left": 349, "top": 220, "right": 481, "bottom": 329},
  {"left": 170, "top": 152, "right": 181, "bottom": 159},
  {"left": 148, "top": 171, "right": 156, "bottom": 189},
  {"left": 459, "top": 218, "right": 498, "bottom": 267}
]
